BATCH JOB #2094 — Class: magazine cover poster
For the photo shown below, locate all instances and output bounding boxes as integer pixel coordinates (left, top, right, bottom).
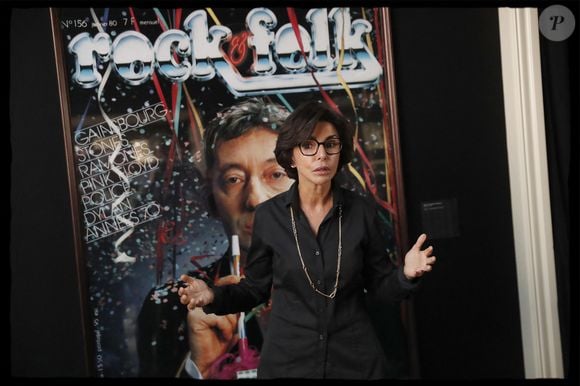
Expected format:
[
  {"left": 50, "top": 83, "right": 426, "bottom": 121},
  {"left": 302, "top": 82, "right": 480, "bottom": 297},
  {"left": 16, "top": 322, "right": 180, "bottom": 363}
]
[{"left": 51, "top": 6, "right": 408, "bottom": 377}]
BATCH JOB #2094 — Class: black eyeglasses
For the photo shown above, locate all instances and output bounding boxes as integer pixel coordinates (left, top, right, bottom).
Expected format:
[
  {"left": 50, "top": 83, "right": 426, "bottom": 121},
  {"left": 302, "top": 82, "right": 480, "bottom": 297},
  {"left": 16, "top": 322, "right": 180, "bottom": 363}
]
[{"left": 298, "top": 138, "right": 342, "bottom": 156}]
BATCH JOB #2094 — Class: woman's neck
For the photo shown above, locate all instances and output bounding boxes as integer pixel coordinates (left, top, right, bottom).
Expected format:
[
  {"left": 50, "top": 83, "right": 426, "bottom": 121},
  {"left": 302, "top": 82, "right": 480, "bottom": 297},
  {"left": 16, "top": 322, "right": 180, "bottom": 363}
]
[{"left": 298, "top": 181, "right": 332, "bottom": 210}]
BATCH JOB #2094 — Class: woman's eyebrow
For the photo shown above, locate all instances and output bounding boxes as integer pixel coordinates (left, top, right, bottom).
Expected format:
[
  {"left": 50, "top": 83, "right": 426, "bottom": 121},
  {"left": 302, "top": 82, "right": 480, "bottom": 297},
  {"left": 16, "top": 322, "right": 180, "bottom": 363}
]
[{"left": 307, "top": 134, "right": 339, "bottom": 140}]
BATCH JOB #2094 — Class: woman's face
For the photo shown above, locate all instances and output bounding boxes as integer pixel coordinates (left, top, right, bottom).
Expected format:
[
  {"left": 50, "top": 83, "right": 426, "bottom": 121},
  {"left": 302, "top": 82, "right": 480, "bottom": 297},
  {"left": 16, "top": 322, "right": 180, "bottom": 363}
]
[{"left": 292, "top": 121, "right": 341, "bottom": 187}]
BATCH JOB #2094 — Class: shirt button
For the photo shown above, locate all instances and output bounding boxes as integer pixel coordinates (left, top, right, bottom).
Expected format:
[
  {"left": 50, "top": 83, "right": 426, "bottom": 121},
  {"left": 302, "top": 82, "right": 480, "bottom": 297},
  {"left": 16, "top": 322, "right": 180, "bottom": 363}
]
[
  {"left": 317, "top": 279, "right": 321, "bottom": 285},
  {"left": 319, "top": 334, "right": 324, "bottom": 341},
  {"left": 315, "top": 250, "right": 320, "bottom": 256}
]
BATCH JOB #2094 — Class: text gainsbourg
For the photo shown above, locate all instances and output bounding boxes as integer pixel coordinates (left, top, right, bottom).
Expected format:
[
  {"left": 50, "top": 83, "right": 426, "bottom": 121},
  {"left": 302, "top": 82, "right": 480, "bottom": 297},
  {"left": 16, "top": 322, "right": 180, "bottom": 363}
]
[{"left": 68, "top": 7, "right": 383, "bottom": 96}]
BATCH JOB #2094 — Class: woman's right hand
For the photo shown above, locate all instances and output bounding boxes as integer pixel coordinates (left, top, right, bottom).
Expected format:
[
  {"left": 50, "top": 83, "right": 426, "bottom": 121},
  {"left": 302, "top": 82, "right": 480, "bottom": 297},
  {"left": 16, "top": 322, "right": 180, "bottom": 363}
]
[{"left": 178, "top": 275, "right": 215, "bottom": 310}]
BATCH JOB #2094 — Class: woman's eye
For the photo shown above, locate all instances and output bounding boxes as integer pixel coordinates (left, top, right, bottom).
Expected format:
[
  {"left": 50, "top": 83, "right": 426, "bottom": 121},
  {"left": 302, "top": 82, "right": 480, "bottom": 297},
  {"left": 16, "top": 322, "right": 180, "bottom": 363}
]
[{"left": 327, "top": 141, "right": 339, "bottom": 148}]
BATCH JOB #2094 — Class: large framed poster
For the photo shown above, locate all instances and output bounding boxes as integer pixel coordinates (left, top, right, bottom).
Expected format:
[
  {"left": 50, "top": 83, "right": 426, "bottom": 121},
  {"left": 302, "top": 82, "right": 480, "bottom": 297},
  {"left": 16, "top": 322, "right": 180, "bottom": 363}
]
[{"left": 50, "top": 6, "right": 409, "bottom": 378}]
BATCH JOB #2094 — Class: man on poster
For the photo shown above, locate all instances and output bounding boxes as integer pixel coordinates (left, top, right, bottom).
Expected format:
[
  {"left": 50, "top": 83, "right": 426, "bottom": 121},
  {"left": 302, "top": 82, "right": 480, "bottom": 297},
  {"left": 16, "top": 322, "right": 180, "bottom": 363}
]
[{"left": 137, "top": 97, "right": 293, "bottom": 378}]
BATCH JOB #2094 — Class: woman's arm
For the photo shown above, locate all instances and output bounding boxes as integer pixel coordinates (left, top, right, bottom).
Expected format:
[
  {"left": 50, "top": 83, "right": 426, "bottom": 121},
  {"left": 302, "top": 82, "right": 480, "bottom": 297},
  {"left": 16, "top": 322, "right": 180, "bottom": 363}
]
[{"left": 179, "top": 205, "right": 274, "bottom": 314}]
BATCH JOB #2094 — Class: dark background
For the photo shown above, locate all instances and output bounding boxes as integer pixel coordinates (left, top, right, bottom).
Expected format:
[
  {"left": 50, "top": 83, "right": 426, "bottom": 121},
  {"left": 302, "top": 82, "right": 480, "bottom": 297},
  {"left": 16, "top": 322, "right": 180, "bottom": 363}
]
[
  {"left": 391, "top": 7, "right": 524, "bottom": 379},
  {"left": 10, "top": 5, "right": 575, "bottom": 379}
]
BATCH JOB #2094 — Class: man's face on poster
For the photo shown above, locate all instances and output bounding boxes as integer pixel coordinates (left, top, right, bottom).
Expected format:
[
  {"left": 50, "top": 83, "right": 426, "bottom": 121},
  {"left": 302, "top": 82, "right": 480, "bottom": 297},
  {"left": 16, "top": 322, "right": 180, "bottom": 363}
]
[{"left": 210, "top": 127, "right": 293, "bottom": 254}]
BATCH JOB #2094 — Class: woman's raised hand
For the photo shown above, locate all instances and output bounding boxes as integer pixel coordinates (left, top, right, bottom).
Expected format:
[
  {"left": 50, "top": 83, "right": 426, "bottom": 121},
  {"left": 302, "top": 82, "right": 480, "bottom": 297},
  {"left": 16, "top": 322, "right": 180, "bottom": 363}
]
[{"left": 178, "top": 275, "right": 215, "bottom": 310}]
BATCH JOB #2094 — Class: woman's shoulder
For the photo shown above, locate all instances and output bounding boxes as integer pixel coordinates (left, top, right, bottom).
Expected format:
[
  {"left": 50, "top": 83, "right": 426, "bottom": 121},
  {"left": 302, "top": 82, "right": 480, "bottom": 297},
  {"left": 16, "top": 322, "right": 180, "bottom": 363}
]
[
  {"left": 340, "top": 188, "right": 382, "bottom": 223},
  {"left": 341, "top": 187, "right": 375, "bottom": 209}
]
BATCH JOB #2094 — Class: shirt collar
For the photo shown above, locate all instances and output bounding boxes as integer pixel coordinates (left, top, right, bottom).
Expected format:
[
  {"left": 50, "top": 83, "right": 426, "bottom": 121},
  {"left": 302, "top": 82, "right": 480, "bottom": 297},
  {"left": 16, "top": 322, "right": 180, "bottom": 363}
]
[{"left": 283, "top": 180, "right": 344, "bottom": 214}]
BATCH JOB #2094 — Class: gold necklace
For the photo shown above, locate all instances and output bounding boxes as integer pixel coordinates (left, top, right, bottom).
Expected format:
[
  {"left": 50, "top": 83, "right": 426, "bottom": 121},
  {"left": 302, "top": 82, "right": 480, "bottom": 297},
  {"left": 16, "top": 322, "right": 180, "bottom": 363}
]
[{"left": 289, "top": 204, "right": 342, "bottom": 299}]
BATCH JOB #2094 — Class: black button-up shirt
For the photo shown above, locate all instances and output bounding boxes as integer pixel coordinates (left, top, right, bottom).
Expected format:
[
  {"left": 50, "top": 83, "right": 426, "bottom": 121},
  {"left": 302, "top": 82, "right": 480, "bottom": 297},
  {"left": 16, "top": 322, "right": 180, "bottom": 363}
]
[{"left": 205, "top": 182, "right": 418, "bottom": 379}]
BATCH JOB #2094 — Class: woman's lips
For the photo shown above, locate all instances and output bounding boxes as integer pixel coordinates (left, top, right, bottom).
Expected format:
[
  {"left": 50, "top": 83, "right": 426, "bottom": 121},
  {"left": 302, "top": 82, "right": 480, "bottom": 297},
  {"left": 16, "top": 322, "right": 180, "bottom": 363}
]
[{"left": 313, "top": 166, "right": 331, "bottom": 174}]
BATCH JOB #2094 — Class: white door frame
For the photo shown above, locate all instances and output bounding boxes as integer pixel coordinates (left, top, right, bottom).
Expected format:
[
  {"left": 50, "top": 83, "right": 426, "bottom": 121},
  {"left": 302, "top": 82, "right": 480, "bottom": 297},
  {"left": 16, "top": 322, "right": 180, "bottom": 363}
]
[{"left": 498, "top": 7, "right": 564, "bottom": 379}]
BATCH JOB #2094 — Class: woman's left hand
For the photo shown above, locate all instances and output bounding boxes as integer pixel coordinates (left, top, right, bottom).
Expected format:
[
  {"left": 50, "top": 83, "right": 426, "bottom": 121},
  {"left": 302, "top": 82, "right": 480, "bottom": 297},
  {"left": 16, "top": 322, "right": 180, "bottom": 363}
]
[{"left": 403, "top": 233, "right": 436, "bottom": 280}]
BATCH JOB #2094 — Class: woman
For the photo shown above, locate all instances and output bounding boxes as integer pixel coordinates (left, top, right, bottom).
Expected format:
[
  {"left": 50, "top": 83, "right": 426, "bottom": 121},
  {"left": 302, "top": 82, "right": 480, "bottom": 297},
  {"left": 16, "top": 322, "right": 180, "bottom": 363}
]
[{"left": 178, "top": 101, "right": 436, "bottom": 379}]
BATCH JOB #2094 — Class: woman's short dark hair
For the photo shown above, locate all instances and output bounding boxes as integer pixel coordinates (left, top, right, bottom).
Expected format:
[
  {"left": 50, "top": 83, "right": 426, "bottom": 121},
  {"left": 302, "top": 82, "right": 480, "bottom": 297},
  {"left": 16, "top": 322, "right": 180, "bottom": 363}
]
[{"left": 274, "top": 101, "right": 354, "bottom": 180}]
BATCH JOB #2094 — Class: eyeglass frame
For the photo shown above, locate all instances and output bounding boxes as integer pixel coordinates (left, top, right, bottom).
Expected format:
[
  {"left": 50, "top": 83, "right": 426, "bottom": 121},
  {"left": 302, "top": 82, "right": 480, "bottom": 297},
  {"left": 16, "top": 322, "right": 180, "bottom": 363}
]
[{"left": 297, "top": 138, "right": 342, "bottom": 156}]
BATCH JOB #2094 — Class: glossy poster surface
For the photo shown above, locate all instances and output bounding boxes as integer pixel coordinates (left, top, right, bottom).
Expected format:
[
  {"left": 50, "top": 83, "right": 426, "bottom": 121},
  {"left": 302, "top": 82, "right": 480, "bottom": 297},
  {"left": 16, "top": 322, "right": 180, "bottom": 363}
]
[{"left": 51, "top": 6, "right": 406, "bottom": 377}]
